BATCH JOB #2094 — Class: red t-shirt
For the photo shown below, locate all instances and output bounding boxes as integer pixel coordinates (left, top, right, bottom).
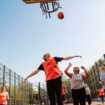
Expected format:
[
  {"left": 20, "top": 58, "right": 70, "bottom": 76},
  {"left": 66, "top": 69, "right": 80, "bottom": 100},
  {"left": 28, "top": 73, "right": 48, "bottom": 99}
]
[{"left": 98, "top": 88, "right": 104, "bottom": 96}]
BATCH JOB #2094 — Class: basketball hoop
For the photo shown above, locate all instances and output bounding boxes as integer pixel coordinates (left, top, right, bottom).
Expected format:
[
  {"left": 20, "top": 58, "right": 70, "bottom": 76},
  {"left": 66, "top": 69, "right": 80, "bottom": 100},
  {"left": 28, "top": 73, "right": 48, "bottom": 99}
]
[
  {"left": 40, "top": 1, "right": 61, "bottom": 18},
  {"left": 22, "top": 0, "right": 62, "bottom": 18}
]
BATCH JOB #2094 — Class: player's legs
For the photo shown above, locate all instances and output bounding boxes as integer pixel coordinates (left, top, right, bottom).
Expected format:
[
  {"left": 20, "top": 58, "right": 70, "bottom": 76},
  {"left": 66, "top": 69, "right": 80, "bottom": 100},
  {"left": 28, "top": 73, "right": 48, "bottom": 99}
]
[
  {"left": 55, "top": 77, "right": 63, "bottom": 105},
  {"left": 47, "top": 80, "right": 56, "bottom": 105},
  {"left": 78, "top": 87, "right": 86, "bottom": 105},
  {"left": 86, "top": 95, "right": 92, "bottom": 105},
  {"left": 72, "top": 89, "right": 79, "bottom": 105}
]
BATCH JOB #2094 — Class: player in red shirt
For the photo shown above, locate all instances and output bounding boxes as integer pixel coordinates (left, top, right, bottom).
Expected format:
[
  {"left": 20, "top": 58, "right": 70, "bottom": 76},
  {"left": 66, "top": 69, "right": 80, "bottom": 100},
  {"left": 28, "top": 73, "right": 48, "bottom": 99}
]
[{"left": 25, "top": 53, "right": 82, "bottom": 105}]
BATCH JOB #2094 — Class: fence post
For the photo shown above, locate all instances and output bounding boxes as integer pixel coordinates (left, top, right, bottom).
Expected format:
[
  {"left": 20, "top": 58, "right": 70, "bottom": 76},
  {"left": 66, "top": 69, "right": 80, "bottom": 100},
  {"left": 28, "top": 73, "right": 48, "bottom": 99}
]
[
  {"left": 14, "top": 72, "right": 16, "bottom": 105},
  {"left": 22, "top": 77, "right": 24, "bottom": 105},
  {"left": 30, "top": 83, "right": 33, "bottom": 105},
  {"left": 38, "top": 82, "right": 42, "bottom": 105},
  {"left": 92, "top": 66, "right": 98, "bottom": 97},
  {"left": 95, "top": 62, "right": 100, "bottom": 81},
  {"left": 89, "top": 70, "right": 95, "bottom": 97},
  {"left": 9, "top": 69, "right": 11, "bottom": 105},
  {"left": 3, "top": 65, "right": 6, "bottom": 86},
  {"left": 103, "top": 54, "right": 105, "bottom": 59}
]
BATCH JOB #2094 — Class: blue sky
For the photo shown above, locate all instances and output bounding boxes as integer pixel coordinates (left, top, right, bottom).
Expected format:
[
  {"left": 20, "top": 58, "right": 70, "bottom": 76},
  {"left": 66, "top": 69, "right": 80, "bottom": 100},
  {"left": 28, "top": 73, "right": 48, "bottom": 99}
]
[{"left": 0, "top": 0, "right": 105, "bottom": 83}]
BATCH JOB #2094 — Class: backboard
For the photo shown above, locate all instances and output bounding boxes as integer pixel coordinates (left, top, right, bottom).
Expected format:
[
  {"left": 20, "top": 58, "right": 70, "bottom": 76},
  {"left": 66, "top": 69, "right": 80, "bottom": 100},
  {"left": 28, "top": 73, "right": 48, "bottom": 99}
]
[{"left": 23, "top": 0, "right": 59, "bottom": 4}]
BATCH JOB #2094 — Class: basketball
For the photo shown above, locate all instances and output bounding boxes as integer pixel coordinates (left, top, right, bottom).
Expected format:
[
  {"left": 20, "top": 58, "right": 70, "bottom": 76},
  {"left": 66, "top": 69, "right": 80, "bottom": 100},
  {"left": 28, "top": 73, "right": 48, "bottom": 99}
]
[{"left": 58, "top": 12, "right": 64, "bottom": 19}]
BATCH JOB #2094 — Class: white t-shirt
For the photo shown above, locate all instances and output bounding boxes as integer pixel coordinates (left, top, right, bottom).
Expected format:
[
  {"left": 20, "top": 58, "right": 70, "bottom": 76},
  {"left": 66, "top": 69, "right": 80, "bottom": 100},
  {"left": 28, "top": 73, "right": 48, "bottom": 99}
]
[{"left": 71, "top": 73, "right": 85, "bottom": 89}]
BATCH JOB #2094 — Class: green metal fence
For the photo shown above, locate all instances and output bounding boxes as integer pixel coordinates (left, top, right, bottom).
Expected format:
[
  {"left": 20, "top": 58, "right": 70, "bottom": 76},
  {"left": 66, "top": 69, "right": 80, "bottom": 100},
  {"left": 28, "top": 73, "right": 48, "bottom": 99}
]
[
  {"left": 0, "top": 63, "right": 33, "bottom": 105},
  {"left": 33, "top": 82, "right": 49, "bottom": 105},
  {"left": 85, "top": 54, "right": 105, "bottom": 98},
  {"left": 0, "top": 63, "right": 51, "bottom": 105}
]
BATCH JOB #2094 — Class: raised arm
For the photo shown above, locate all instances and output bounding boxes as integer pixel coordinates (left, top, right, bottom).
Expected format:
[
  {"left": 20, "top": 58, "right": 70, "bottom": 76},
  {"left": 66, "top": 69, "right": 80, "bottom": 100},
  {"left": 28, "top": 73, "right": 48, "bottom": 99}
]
[
  {"left": 81, "top": 66, "right": 89, "bottom": 79},
  {"left": 62, "top": 55, "right": 82, "bottom": 60},
  {"left": 64, "top": 63, "right": 72, "bottom": 78},
  {"left": 24, "top": 69, "right": 39, "bottom": 81}
]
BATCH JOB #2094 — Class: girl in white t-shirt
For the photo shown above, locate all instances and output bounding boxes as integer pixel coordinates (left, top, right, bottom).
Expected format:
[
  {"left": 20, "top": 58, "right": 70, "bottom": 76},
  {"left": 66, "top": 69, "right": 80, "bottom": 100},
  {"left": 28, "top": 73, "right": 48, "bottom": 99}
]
[{"left": 64, "top": 63, "right": 89, "bottom": 105}]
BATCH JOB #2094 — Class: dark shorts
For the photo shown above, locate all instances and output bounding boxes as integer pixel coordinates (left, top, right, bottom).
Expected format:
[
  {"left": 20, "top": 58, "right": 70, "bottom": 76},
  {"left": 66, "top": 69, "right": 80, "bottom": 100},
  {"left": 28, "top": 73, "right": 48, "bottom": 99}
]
[
  {"left": 62, "top": 95, "right": 65, "bottom": 101},
  {"left": 0, "top": 104, "right": 7, "bottom": 105}
]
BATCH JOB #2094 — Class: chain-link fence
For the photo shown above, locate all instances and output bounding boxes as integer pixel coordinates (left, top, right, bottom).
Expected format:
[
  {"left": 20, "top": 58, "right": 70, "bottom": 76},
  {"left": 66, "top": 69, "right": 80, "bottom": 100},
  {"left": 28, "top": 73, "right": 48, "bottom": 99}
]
[
  {"left": 32, "top": 82, "right": 49, "bottom": 105},
  {"left": 0, "top": 63, "right": 33, "bottom": 105},
  {"left": 85, "top": 54, "right": 105, "bottom": 98},
  {"left": 0, "top": 63, "right": 52, "bottom": 105}
]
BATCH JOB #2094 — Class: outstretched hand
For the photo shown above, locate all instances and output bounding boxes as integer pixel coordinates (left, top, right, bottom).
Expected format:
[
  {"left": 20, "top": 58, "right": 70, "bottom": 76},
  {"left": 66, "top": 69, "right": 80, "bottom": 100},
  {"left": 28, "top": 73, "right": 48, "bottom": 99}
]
[
  {"left": 75, "top": 55, "right": 82, "bottom": 58},
  {"left": 81, "top": 66, "right": 85, "bottom": 70},
  {"left": 99, "top": 81, "right": 105, "bottom": 85},
  {"left": 68, "top": 63, "right": 72, "bottom": 67}
]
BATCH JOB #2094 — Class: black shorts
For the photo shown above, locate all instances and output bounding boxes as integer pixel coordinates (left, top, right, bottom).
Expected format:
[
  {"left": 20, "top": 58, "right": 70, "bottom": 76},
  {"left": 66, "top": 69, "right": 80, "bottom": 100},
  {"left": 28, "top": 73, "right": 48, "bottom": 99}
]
[
  {"left": 0, "top": 104, "right": 7, "bottom": 105},
  {"left": 62, "top": 95, "right": 65, "bottom": 101}
]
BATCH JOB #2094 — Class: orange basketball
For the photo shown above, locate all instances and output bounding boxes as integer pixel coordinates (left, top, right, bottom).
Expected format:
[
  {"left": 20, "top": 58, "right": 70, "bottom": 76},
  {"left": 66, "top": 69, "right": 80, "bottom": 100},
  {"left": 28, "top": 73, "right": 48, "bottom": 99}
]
[{"left": 58, "top": 12, "right": 64, "bottom": 19}]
